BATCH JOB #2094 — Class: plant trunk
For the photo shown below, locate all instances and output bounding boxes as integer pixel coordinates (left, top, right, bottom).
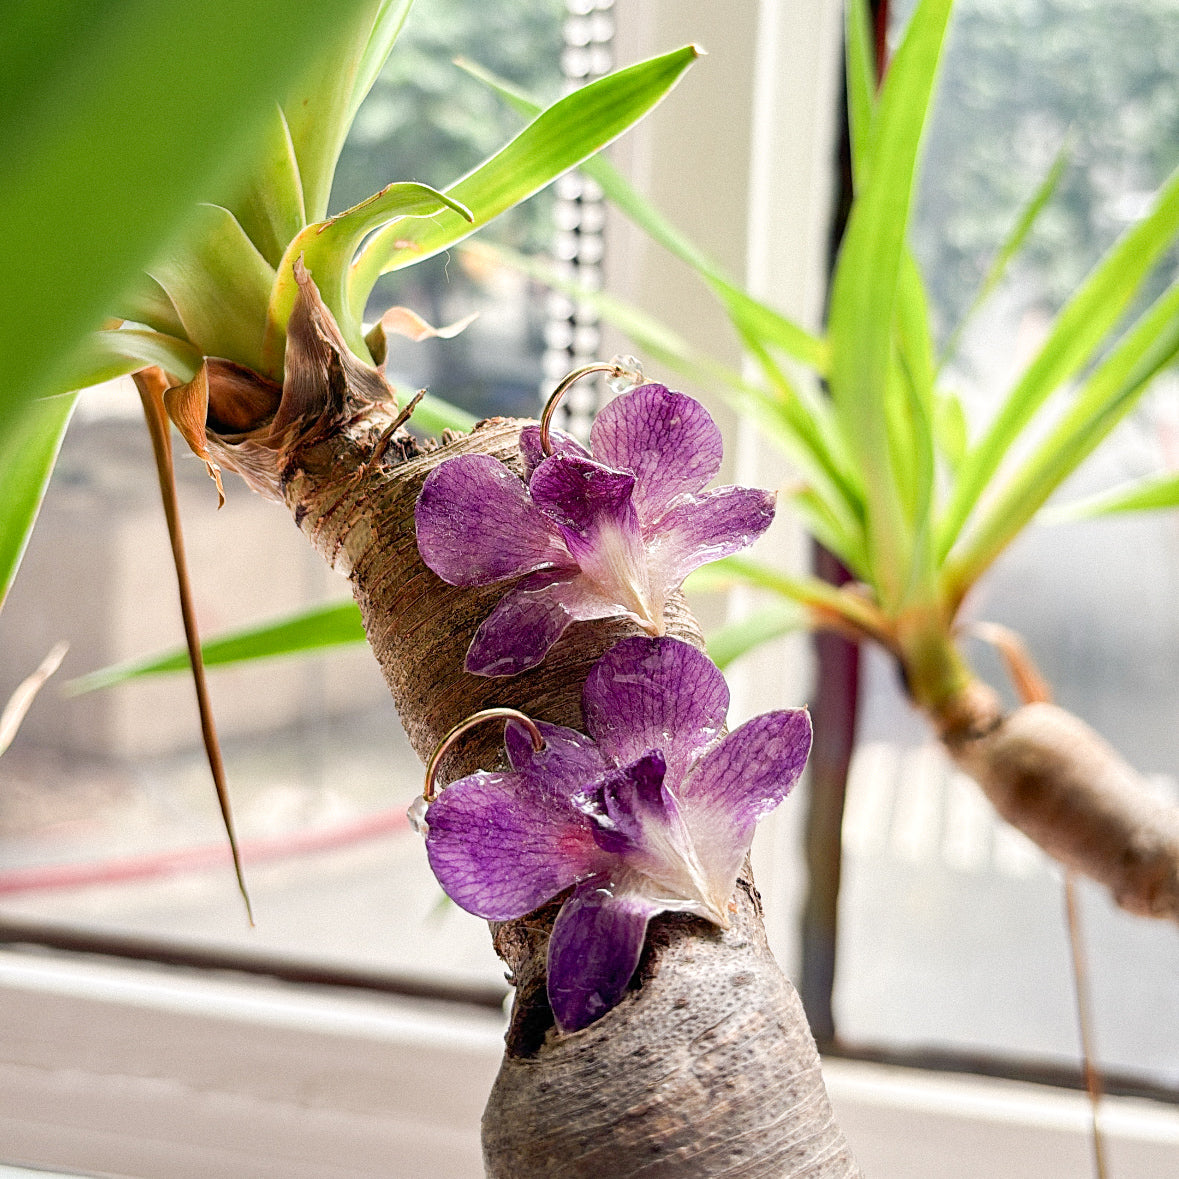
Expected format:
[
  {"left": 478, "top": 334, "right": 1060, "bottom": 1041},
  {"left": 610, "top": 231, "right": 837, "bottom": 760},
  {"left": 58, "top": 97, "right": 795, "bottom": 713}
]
[
  {"left": 935, "top": 679, "right": 1179, "bottom": 923},
  {"left": 199, "top": 280, "right": 860, "bottom": 1175},
  {"left": 284, "top": 417, "right": 858, "bottom": 1177}
]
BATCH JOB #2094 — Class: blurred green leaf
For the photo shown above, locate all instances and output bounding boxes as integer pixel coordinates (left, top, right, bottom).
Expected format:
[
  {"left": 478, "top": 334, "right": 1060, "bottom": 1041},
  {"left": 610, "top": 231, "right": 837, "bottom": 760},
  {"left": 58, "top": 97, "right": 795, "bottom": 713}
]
[
  {"left": 947, "top": 279, "right": 1179, "bottom": 592},
  {"left": 0, "top": 394, "right": 77, "bottom": 610},
  {"left": 149, "top": 203, "right": 277, "bottom": 376},
  {"left": 706, "top": 603, "right": 807, "bottom": 670},
  {"left": 282, "top": 0, "right": 414, "bottom": 222},
  {"left": 69, "top": 599, "right": 367, "bottom": 693},
  {"left": 57, "top": 329, "right": 202, "bottom": 393},
  {"left": 826, "top": 0, "right": 953, "bottom": 607},
  {"left": 349, "top": 45, "right": 700, "bottom": 315},
  {"left": 939, "top": 164, "right": 1179, "bottom": 559},
  {"left": 0, "top": 0, "right": 379, "bottom": 416},
  {"left": 937, "top": 138, "right": 1071, "bottom": 373},
  {"left": 1045, "top": 471, "right": 1179, "bottom": 522}
]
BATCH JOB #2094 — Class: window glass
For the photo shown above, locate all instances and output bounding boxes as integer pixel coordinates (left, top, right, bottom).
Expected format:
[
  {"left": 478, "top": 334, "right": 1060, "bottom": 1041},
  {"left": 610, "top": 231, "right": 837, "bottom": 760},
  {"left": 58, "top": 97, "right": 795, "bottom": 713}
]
[
  {"left": 834, "top": 0, "right": 1179, "bottom": 1088},
  {"left": 0, "top": 0, "right": 563, "bottom": 997}
]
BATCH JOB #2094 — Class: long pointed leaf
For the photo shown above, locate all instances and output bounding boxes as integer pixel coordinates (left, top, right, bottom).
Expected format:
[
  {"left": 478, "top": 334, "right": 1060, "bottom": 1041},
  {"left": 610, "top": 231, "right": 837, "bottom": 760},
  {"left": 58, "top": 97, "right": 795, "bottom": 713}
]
[
  {"left": 937, "top": 139, "right": 1070, "bottom": 373},
  {"left": 0, "top": 394, "right": 77, "bottom": 610},
  {"left": 0, "top": 0, "right": 379, "bottom": 417},
  {"left": 149, "top": 204, "right": 277, "bottom": 376},
  {"left": 282, "top": 0, "right": 414, "bottom": 222},
  {"left": 946, "top": 281, "right": 1179, "bottom": 594},
  {"left": 455, "top": 56, "right": 830, "bottom": 376},
  {"left": 826, "top": 0, "right": 953, "bottom": 606},
  {"left": 69, "top": 599, "right": 368, "bottom": 693},
  {"left": 349, "top": 45, "right": 700, "bottom": 316},
  {"left": 1045, "top": 471, "right": 1179, "bottom": 522},
  {"left": 939, "top": 164, "right": 1179, "bottom": 558}
]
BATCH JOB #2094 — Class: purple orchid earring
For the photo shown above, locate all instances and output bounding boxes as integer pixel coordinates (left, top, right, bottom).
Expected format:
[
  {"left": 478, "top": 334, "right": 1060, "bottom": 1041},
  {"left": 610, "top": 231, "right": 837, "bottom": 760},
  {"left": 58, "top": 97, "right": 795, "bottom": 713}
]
[
  {"left": 409, "top": 636, "right": 811, "bottom": 1034},
  {"left": 414, "top": 359, "right": 777, "bottom": 677}
]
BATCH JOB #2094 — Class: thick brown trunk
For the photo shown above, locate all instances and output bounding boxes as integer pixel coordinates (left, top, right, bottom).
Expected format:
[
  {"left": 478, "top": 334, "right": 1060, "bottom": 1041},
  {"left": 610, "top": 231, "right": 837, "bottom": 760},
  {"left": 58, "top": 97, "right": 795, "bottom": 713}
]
[
  {"left": 939, "top": 683, "right": 1179, "bottom": 922},
  {"left": 207, "top": 382, "right": 858, "bottom": 1175}
]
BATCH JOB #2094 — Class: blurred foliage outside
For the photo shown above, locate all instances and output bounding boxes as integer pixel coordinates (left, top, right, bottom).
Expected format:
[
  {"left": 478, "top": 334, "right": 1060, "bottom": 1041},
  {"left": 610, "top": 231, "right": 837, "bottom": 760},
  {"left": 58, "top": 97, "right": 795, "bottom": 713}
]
[
  {"left": 333, "top": 0, "right": 564, "bottom": 419},
  {"left": 912, "top": 0, "right": 1179, "bottom": 354}
]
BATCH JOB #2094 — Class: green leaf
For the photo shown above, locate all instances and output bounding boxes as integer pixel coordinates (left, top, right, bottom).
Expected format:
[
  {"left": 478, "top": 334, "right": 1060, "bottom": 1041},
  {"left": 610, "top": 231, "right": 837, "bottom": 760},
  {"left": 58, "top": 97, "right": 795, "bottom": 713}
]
[
  {"left": 56, "top": 329, "right": 202, "bottom": 393},
  {"left": 410, "top": 393, "right": 477, "bottom": 437},
  {"left": 933, "top": 390, "right": 969, "bottom": 470},
  {"left": 845, "top": 0, "right": 878, "bottom": 179},
  {"left": 349, "top": 45, "right": 701, "bottom": 317},
  {"left": 282, "top": 0, "right": 415, "bottom": 222},
  {"left": 265, "top": 183, "right": 472, "bottom": 369},
  {"left": 826, "top": 0, "right": 953, "bottom": 607},
  {"left": 946, "top": 279, "right": 1179, "bottom": 593},
  {"left": 685, "top": 555, "right": 889, "bottom": 642},
  {"left": 69, "top": 599, "right": 367, "bottom": 694},
  {"left": 148, "top": 203, "right": 277, "bottom": 376},
  {"left": 226, "top": 104, "right": 307, "bottom": 269},
  {"left": 455, "top": 55, "right": 830, "bottom": 376},
  {"left": 1045, "top": 471, "right": 1179, "bottom": 522},
  {"left": 939, "top": 163, "right": 1179, "bottom": 559},
  {"left": 0, "top": 393, "right": 77, "bottom": 611},
  {"left": 0, "top": 0, "right": 380, "bottom": 418},
  {"left": 113, "top": 274, "right": 187, "bottom": 339},
  {"left": 937, "top": 138, "right": 1070, "bottom": 372},
  {"left": 706, "top": 603, "right": 808, "bottom": 670}
]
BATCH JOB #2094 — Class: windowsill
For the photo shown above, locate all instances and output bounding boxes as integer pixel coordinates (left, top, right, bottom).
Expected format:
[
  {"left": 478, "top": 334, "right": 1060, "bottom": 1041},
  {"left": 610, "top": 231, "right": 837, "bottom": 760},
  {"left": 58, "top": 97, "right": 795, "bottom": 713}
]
[{"left": 3, "top": 946, "right": 1177, "bottom": 1179}]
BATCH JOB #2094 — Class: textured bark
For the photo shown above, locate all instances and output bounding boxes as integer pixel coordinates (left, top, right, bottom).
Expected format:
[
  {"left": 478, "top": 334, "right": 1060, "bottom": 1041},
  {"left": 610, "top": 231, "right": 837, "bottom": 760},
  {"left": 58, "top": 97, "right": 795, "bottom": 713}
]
[
  {"left": 941, "top": 685, "right": 1179, "bottom": 923},
  {"left": 205, "top": 382, "right": 858, "bottom": 1176}
]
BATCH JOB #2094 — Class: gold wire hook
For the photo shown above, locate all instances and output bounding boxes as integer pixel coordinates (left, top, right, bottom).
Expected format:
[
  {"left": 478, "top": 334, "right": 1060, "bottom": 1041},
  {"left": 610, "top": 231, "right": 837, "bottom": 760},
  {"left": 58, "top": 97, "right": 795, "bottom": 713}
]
[
  {"left": 538, "top": 356, "right": 644, "bottom": 457},
  {"left": 422, "top": 707, "right": 545, "bottom": 803}
]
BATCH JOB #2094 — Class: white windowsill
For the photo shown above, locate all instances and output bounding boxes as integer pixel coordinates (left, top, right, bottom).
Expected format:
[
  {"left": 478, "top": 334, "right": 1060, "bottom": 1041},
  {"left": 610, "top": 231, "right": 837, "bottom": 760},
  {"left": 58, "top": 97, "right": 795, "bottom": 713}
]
[{"left": 3, "top": 947, "right": 1176, "bottom": 1179}]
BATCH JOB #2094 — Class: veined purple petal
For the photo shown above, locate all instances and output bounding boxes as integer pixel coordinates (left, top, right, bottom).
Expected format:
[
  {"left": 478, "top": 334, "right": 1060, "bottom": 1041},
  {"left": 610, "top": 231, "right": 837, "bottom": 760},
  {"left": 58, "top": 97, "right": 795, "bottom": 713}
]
[
  {"left": 415, "top": 454, "right": 571, "bottom": 587},
  {"left": 425, "top": 770, "right": 603, "bottom": 921},
  {"left": 590, "top": 385, "right": 723, "bottom": 525},
  {"left": 520, "top": 424, "right": 591, "bottom": 479},
  {"left": 582, "top": 637, "right": 728, "bottom": 783},
  {"left": 581, "top": 751, "right": 670, "bottom": 855},
  {"left": 546, "top": 876, "right": 662, "bottom": 1032},
  {"left": 465, "top": 573, "right": 574, "bottom": 677},
  {"left": 504, "top": 718, "right": 606, "bottom": 777},
  {"left": 530, "top": 454, "right": 657, "bottom": 627},
  {"left": 646, "top": 486, "right": 777, "bottom": 587},
  {"left": 678, "top": 709, "right": 812, "bottom": 896}
]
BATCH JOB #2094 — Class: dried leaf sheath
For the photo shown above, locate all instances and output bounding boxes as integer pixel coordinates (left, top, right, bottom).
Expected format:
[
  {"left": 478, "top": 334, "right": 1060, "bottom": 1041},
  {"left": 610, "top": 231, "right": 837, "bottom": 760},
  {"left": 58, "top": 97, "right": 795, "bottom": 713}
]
[{"left": 198, "top": 274, "right": 859, "bottom": 1177}]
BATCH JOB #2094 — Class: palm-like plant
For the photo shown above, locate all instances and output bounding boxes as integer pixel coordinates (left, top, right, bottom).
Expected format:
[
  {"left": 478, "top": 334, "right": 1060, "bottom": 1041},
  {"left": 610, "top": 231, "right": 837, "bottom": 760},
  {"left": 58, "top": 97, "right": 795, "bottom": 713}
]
[
  {"left": 497, "top": 0, "right": 1179, "bottom": 923},
  {"left": 2, "top": 3, "right": 866, "bottom": 1175}
]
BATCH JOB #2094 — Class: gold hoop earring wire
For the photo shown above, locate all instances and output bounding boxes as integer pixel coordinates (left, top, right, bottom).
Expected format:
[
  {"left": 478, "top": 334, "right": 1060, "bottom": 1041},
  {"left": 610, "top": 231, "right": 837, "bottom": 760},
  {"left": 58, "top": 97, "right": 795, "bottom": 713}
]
[
  {"left": 538, "top": 356, "right": 644, "bottom": 457},
  {"left": 422, "top": 708, "right": 545, "bottom": 804}
]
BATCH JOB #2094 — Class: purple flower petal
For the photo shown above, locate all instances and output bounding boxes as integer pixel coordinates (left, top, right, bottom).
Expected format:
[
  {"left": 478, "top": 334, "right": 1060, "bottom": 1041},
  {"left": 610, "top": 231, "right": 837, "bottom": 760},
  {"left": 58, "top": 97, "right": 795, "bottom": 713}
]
[
  {"left": 646, "top": 486, "right": 777, "bottom": 587},
  {"left": 582, "top": 637, "right": 729, "bottom": 783},
  {"left": 679, "top": 709, "right": 813, "bottom": 894},
  {"left": 465, "top": 573, "right": 575, "bottom": 677},
  {"left": 590, "top": 384, "right": 723, "bottom": 525},
  {"left": 546, "top": 876, "right": 662, "bottom": 1032},
  {"left": 580, "top": 751, "right": 670, "bottom": 855},
  {"left": 520, "top": 424, "right": 591, "bottom": 479},
  {"left": 529, "top": 454, "right": 658, "bottom": 627},
  {"left": 415, "top": 454, "right": 571, "bottom": 586},
  {"left": 425, "top": 770, "right": 603, "bottom": 921},
  {"left": 503, "top": 718, "right": 606, "bottom": 776}
]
